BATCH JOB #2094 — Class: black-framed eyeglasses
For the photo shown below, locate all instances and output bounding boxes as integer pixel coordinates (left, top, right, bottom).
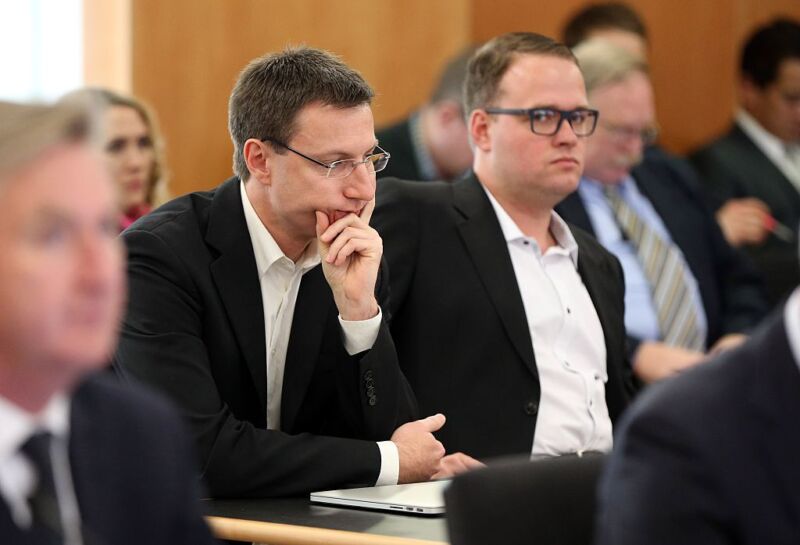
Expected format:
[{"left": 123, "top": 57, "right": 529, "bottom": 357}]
[
  {"left": 483, "top": 107, "right": 599, "bottom": 137},
  {"left": 262, "top": 138, "right": 390, "bottom": 178},
  {"left": 599, "top": 122, "right": 659, "bottom": 145}
]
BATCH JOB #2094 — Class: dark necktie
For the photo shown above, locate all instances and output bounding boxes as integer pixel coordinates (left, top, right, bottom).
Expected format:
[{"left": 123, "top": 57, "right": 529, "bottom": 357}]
[
  {"left": 605, "top": 187, "right": 705, "bottom": 350},
  {"left": 20, "top": 431, "right": 64, "bottom": 544}
]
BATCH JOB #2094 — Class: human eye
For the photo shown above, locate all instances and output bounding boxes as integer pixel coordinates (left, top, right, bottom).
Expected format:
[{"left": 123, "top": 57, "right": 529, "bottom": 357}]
[
  {"left": 26, "top": 218, "right": 71, "bottom": 247},
  {"left": 531, "top": 109, "right": 557, "bottom": 123},
  {"left": 327, "top": 159, "right": 355, "bottom": 178},
  {"left": 105, "top": 138, "right": 126, "bottom": 154},
  {"left": 137, "top": 135, "right": 153, "bottom": 149}
]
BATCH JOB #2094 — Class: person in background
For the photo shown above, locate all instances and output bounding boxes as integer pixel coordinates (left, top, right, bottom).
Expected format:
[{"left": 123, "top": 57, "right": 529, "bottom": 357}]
[
  {"left": 377, "top": 46, "right": 476, "bottom": 182},
  {"left": 595, "top": 270, "right": 800, "bottom": 545},
  {"left": 691, "top": 18, "right": 800, "bottom": 306},
  {"left": 557, "top": 40, "right": 768, "bottom": 383},
  {"left": 562, "top": 1, "right": 648, "bottom": 59},
  {"left": 64, "top": 88, "right": 169, "bottom": 231},
  {"left": 0, "top": 100, "right": 216, "bottom": 544}
]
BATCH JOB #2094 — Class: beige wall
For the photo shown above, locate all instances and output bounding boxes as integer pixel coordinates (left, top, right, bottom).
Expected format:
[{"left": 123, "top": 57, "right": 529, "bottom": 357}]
[
  {"left": 84, "top": 0, "right": 800, "bottom": 197},
  {"left": 130, "top": 0, "right": 470, "bottom": 197}
]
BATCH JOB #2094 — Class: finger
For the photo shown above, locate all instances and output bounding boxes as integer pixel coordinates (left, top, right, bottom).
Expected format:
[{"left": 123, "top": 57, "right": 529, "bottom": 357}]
[
  {"left": 359, "top": 198, "right": 376, "bottom": 225},
  {"left": 325, "top": 226, "right": 365, "bottom": 261},
  {"left": 419, "top": 413, "right": 446, "bottom": 433},
  {"left": 329, "top": 235, "right": 381, "bottom": 266},
  {"left": 319, "top": 212, "right": 366, "bottom": 243},
  {"left": 315, "top": 210, "right": 330, "bottom": 239}
]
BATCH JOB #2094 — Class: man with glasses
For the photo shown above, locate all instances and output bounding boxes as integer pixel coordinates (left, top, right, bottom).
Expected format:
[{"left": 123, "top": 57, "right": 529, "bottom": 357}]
[
  {"left": 114, "top": 47, "right": 455, "bottom": 498},
  {"left": 557, "top": 40, "right": 767, "bottom": 383},
  {"left": 373, "top": 32, "right": 632, "bottom": 464}
]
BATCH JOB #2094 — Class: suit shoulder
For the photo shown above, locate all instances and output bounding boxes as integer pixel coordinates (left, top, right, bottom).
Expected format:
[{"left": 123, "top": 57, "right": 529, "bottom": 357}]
[
  {"left": 74, "top": 372, "right": 185, "bottom": 435},
  {"left": 376, "top": 177, "right": 453, "bottom": 207}
]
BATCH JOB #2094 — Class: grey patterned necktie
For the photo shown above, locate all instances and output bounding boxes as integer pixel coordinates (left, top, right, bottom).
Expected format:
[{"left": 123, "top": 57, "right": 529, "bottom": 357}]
[{"left": 605, "top": 187, "right": 705, "bottom": 350}]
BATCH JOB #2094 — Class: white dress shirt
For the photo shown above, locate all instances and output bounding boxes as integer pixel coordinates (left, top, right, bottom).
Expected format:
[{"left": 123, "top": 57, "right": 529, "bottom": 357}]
[
  {"left": 484, "top": 187, "right": 614, "bottom": 457},
  {"left": 783, "top": 288, "right": 800, "bottom": 375},
  {"left": 240, "top": 182, "right": 398, "bottom": 484},
  {"left": 737, "top": 109, "right": 800, "bottom": 189},
  {"left": 0, "top": 392, "right": 83, "bottom": 544}
]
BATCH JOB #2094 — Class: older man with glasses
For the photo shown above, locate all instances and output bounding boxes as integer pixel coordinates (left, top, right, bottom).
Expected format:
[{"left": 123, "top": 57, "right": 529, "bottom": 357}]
[
  {"left": 557, "top": 40, "right": 767, "bottom": 384},
  {"left": 112, "top": 47, "right": 470, "bottom": 499},
  {"left": 373, "top": 32, "right": 632, "bottom": 466}
]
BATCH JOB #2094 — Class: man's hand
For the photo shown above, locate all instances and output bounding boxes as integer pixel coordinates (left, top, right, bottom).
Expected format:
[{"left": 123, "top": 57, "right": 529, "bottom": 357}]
[
  {"left": 716, "top": 198, "right": 771, "bottom": 247},
  {"left": 432, "top": 452, "right": 485, "bottom": 480},
  {"left": 633, "top": 341, "right": 706, "bottom": 383},
  {"left": 391, "top": 414, "right": 447, "bottom": 484},
  {"left": 708, "top": 333, "right": 747, "bottom": 356},
  {"left": 316, "top": 199, "right": 381, "bottom": 321}
]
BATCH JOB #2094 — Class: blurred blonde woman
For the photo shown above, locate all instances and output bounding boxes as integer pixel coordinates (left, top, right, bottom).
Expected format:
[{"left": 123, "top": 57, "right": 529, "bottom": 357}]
[{"left": 65, "top": 88, "right": 169, "bottom": 230}]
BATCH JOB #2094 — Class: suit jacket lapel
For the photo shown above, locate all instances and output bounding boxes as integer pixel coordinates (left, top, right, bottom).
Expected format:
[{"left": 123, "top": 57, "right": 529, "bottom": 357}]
[
  {"left": 280, "top": 266, "right": 332, "bottom": 430},
  {"left": 730, "top": 125, "right": 800, "bottom": 213},
  {"left": 453, "top": 174, "right": 537, "bottom": 376},
  {"left": 205, "top": 178, "right": 268, "bottom": 410},
  {"left": 555, "top": 191, "right": 596, "bottom": 235}
]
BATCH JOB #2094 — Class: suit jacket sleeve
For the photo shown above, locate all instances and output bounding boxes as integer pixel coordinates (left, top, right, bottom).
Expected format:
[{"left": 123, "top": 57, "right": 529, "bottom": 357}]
[
  {"left": 595, "top": 391, "right": 733, "bottom": 545},
  {"left": 114, "top": 226, "right": 402, "bottom": 498}
]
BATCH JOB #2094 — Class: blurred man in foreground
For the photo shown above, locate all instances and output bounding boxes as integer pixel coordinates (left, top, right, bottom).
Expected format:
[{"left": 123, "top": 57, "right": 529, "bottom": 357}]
[{"left": 0, "top": 101, "right": 216, "bottom": 544}]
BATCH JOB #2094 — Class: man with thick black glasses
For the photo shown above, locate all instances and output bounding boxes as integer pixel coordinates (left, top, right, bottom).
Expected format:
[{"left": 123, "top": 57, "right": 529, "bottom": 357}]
[
  {"left": 373, "top": 32, "right": 632, "bottom": 465},
  {"left": 113, "top": 47, "right": 471, "bottom": 498}
]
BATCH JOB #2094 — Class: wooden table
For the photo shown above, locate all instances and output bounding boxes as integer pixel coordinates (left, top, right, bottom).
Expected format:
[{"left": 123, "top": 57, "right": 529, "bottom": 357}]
[{"left": 205, "top": 497, "right": 449, "bottom": 545}]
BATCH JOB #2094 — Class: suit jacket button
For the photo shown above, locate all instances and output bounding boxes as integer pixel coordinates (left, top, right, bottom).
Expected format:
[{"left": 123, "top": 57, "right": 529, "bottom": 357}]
[
  {"left": 524, "top": 401, "right": 539, "bottom": 416},
  {"left": 368, "top": 396, "right": 377, "bottom": 406}
]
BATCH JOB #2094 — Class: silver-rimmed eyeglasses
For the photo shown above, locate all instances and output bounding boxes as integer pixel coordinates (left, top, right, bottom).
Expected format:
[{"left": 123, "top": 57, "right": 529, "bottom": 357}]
[
  {"left": 262, "top": 138, "right": 391, "bottom": 178},
  {"left": 484, "top": 107, "right": 599, "bottom": 137}
]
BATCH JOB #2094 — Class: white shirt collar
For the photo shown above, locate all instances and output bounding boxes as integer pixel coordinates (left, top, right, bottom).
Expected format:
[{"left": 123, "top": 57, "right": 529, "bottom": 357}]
[
  {"left": 481, "top": 184, "right": 579, "bottom": 266},
  {"left": 0, "top": 393, "right": 70, "bottom": 465},
  {"left": 239, "top": 181, "right": 320, "bottom": 275},
  {"left": 783, "top": 287, "right": 800, "bottom": 376},
  {"left": 736, "top": 109, "right": 790, "bottom": 159}
]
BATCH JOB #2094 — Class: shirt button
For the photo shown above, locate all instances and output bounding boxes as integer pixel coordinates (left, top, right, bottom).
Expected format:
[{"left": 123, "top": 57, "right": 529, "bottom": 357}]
[
  {"left": 566, "top": 307, "right": 571, "bottom": 314},
  {"left": 524, "top": 401, "right": 539, "bottom": 416}
]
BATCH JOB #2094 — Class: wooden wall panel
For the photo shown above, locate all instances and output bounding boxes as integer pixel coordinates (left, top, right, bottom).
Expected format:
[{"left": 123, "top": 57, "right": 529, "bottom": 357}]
[
  {"left": 470, "top": 0, "right": 799, "bottom": 155},
  {"left": 131, "top": 0, "right": 470, "bottom": 197}
]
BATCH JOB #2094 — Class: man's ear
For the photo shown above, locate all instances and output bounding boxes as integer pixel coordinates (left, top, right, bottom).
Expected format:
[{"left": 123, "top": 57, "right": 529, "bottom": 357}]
[
  {"left": 243, "top": 138, "right": 271, "bottom": 185},
  {"left": 469, "top": 109, "right": 492, "bottom": 152},
  {"left": 739, "top": 76, "right": 762, "bottom": 112}
]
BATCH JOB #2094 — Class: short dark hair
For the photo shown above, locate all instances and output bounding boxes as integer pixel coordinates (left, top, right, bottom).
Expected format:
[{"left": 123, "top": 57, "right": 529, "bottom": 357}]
[
  {"left": 464, "top": 32, "right": 577, "bottom": 115},
  {"left": 228, "top": 46, "right": 374, "bottom": 181},
  {"left": 740, "top": 18, "right": 800, "bottom": 88},
  {"left": 429, "top": 45, "right": 479, "bottom": 104},
  {"left": 562, "top": 2, "right": 648, "bottom": 48}
]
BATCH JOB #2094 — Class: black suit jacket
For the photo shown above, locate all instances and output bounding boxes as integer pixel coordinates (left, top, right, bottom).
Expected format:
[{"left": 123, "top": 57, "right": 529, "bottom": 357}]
[
  {"left": 373, "top": 174, "right": 631, "bottom": 459},
  {"left": 596, "top": 309, "right": 800, "bottom": 545},
  {"left": 556, "top": 152, "right": 768, "bottom": 355},
  {"left": 113, "top": 177, "right": 417, "bottom": 498},
  {"left": 691, "top": 124, "right": 800, "bottom": 304},
  {"left": 376, "top": 117, "right": 426, "bottom": 181},
  {"left": 0, "top": 374, "right": 216, "bottom": 545}
]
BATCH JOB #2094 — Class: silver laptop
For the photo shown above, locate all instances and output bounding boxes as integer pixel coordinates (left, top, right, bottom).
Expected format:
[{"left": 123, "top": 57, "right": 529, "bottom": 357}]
[{"left": 310, "top": 479, "right": 450, "bottom": 515}]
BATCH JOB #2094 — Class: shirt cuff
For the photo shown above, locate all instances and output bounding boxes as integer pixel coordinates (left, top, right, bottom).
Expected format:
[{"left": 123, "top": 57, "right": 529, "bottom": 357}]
[
  {"left": 339, "top": 307, "right": 382, "bottom": 355},
  {"left": 375, "top": 440, "right": 400, "bottom": 486}
]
